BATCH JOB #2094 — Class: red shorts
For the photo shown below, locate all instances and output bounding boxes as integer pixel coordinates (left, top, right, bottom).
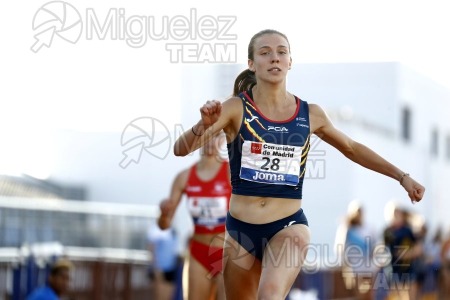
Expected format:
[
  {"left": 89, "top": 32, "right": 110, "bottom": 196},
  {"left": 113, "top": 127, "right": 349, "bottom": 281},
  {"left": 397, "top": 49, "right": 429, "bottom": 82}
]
[{"left": 189, "top": 240, "right": 223, "bottom": 278}]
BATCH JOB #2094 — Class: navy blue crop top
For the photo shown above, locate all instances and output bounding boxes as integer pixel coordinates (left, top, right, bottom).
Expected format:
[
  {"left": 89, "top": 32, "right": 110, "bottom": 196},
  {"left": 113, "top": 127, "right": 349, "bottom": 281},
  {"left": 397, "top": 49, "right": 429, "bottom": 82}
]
[{"left": 227, "top": 90, "right": 311, "bottom": 199}]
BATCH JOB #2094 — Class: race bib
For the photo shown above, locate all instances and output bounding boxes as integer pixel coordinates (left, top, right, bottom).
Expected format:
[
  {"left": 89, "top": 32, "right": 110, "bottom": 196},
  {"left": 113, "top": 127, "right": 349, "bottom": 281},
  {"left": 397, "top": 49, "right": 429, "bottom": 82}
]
[
  {"left": 188, "top": 196, "right": 228, "bottom": 227},
  {"left": 240, "top": 141, "right": 302, "bottom": 186}
]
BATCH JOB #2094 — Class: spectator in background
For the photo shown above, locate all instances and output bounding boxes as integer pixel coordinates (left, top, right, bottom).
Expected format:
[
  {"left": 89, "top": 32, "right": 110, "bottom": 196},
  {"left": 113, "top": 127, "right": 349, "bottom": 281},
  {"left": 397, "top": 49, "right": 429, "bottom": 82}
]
[
  {"left": 383, "top": 207, "right": 422, "bottom": 300},
  {"left": 440, "top": 228, "right": 450, "bottom": 297},
  {"left": 26, "top": 258, "right": 73, "bottom": 300},
  {"left": 415, "top": 224, "right": 442, "bottom": 298},
  {"left": 411, "top": 223, "right": 428, "bottom": 298},
  {"left": 335, "top": 201, "right": 378, "bottom": 300},
  {"left": 147, "top": 225, "right": 180, "bottom": 300}
]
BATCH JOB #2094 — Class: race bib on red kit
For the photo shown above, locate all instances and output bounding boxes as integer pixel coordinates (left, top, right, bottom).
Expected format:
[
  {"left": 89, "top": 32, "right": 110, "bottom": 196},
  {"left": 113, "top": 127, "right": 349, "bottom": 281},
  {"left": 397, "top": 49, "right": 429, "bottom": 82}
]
[
  {"left": 187, "top": 196, "right": 228, "bottom": 227},
  {"left": 240, "top": 141, "right": 303, "bottom": 186}
]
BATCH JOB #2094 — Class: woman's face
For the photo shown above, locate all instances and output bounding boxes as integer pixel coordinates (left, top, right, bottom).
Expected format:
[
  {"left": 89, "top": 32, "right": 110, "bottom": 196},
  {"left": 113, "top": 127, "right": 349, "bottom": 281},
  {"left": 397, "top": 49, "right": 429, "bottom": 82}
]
[
  {"left": 248, "top": 34, "right": 292, "bottom": 84},
  {"left": 393, "top": 209, "right": 407, "bottom": 225}
]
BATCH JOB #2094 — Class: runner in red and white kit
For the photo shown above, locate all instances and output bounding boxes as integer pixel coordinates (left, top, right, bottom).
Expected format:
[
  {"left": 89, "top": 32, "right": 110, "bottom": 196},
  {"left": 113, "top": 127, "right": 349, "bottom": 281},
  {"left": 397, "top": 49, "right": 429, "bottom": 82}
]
[{"left": 158, "top": 133, "right": 230, "bottom": 300}]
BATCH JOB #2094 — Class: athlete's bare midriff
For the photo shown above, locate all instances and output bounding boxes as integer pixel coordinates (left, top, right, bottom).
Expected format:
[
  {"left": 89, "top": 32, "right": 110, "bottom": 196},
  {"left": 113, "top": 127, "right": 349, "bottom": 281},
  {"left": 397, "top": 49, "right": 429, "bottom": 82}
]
[
  {"left": 229, "top": 194, "right": 302, "bottom": 224},
  {"left": 192, "top": 232, "right": 225, "bottom": 248}
]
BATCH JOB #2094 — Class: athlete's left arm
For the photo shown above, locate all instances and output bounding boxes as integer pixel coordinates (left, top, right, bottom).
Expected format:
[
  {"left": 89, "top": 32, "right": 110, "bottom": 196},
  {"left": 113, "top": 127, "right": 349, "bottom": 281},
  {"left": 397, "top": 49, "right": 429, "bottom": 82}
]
[{"left": 309, "top": 103, "right": 425, "bottom": 202}]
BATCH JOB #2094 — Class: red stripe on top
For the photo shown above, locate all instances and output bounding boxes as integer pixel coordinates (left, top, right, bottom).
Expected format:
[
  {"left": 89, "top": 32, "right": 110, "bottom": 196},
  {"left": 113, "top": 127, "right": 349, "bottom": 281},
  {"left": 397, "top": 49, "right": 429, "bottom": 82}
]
[{"left": 242, "top": 91, "right": 301, "bottom": 124}]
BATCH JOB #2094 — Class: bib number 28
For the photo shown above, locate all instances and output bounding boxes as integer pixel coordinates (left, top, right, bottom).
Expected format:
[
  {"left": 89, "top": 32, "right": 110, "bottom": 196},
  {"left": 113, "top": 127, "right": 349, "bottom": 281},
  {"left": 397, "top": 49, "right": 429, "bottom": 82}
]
[{"left": 261, "top": 157, "right": 280, "bottom": 171}]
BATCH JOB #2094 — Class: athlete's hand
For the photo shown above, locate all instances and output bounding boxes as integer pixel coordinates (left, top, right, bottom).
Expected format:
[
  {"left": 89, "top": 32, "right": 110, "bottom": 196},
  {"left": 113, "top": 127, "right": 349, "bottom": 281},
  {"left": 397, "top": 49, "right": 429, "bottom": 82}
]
[
  {"left": 159, "top": 199, "right": 176, "bottom": 215},
  {"left": 401, "top": 176, "right": 425, "bottom": 203},
  {"left": 200, "top": 100, "right": 222, "bottom": 129}
]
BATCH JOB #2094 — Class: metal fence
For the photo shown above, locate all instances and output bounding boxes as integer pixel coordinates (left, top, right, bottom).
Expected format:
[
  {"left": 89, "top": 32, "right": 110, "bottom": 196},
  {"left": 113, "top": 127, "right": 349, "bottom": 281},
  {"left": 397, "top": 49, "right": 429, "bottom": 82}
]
[
  {"left": 0, "top": 196, "right": 162, "bottom": 299},
  {"left": 0, "top": 247, "right": 156, "bottom": 300}
]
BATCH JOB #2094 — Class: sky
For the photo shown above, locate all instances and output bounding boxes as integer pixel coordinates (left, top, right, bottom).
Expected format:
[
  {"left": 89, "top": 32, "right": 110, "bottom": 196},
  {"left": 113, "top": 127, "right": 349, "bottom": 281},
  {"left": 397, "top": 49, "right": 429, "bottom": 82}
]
[{"left": 1, "top": 0, "right": 450, "bottom": 177}]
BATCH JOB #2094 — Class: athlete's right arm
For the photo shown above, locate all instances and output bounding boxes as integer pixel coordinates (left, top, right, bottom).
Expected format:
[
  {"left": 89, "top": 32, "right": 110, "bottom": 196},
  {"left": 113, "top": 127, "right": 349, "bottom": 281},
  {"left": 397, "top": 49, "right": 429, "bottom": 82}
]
[
  {"left": 173, "top": 97, "right": 241, "bottom": 156},
  {"left": 157, "top": 169, "right": 189, "bottom": 230}
]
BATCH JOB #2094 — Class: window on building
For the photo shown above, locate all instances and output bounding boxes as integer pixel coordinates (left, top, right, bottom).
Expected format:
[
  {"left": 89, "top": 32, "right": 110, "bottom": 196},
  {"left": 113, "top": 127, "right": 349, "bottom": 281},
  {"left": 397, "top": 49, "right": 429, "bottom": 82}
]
[
  {"left": 431, "top": 128, "right": 439, "bottom": 157},
  {"left": 401, "top": 107, "right": 411, "bottom": 142}
]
